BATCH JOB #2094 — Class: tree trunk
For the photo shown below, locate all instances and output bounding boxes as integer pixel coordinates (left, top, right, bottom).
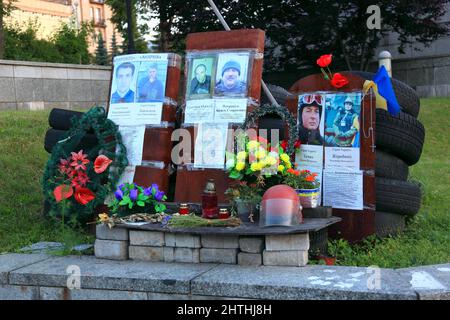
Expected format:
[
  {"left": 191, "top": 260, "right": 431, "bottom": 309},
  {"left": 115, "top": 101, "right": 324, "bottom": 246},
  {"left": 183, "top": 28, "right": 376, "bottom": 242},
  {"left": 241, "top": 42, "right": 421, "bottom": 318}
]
[{"left": 0, "top": 6, "right": 4, "bottom": 60}]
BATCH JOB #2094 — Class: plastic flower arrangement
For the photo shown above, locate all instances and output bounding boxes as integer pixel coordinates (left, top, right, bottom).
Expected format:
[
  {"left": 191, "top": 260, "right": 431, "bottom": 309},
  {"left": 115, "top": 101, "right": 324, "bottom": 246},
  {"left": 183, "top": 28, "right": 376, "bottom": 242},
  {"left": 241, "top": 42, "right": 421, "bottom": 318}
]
[
  {"left": 316, "top": 53, "right": 349, "bottom": 89},
  {"left": 108, "top": 182, "right": 167, "bottom": 217},
  {"left": 283, "top": 169, "right": 320, "bottom": 190},
  {"left": 53, "top": 150, "right": 112, "bottom": 205}
]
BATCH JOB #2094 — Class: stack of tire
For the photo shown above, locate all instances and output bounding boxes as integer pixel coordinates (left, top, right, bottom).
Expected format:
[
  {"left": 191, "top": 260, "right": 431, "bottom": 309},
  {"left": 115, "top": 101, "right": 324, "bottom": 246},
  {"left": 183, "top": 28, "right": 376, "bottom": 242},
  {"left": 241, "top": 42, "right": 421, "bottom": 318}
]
[{"left": 261, "top": 75, "right": 425, "bottom": 238}]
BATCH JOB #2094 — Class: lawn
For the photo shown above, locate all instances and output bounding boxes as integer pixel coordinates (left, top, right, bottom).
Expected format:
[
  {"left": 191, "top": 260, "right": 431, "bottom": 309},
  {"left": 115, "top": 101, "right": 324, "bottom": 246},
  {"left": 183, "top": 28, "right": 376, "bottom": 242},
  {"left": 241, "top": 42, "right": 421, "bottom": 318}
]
[{"left": 0, "top": 100, "right": 449, "bottom": 268}]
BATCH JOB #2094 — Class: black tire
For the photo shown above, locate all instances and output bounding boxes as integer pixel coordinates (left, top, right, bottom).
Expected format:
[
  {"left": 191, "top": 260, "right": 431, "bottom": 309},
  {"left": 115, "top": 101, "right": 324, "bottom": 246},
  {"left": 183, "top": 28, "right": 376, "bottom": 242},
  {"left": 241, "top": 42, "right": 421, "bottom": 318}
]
[
  {"left": 44, "top": 128, "right": 98, "bottom": 153},
  {"left": 258, "top": 115, "right": 286, "bottom": 141},
  {"left": 347, "top": 71, "right": 420, "bottom": 118},
  {"left": 375, "top": 211, "right": 406, "bottom": 238},
  {"left": 260, "top": 84, "right": 293, "bottom": 106},
  {"left": 48, "top": 108, "right": 86, "bottom": 131},
  {"left": 376, "top": 150, "right": 409, "bottom": 181},
  {"left": 376, "top": 109, "right": 425, "bottom": 165},
  {"left": 376, "top": 177, "right": 422, "bottom": 217}
]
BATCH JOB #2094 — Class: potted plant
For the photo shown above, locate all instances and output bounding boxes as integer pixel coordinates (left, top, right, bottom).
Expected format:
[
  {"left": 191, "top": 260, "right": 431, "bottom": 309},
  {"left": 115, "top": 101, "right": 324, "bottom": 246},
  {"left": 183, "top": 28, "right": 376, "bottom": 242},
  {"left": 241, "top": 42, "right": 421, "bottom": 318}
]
[
  {"left": 283, "top": 169, "right": 321, "bottom": 208},
  {"left": 225, "top": 182, "right": 262, "bottom": 223}
]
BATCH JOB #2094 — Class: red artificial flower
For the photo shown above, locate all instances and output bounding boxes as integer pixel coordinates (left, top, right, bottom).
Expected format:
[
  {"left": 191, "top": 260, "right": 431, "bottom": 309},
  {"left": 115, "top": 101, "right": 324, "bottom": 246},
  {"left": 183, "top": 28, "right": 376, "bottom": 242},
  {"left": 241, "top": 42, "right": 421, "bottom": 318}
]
[
  {"left": 287, "top": 168, "right": 300, "bottom": 176},
  {"left": 70, "top": 150, "right": 90, "bottom": 171},
  {"left": 94, "top": 155, "right": 112, "bottom": 174},
  {"left": 58, "top": 158, "right": 70, "bottom": 175},
  {"left": 74, "top": 187, "right": 95, "bottom": 205},
  {"left": 317, "top": 54, "right": 333, "bottom": 68},
  {"left": 280, "top": 140, "right": 288, "bottom": 151},
  {"left": 330, "top": 73, "right": 349, "bottom": 88},
  {"left": 71, "top": 171, "right": 90, "bottom": 188},
  {"left": 305, "top": 175, "right": 316, "bottom": 182},
  {"left": 53, "top": 184, "right": 73, "bottom": 202},
  {"left": 294, "top": 140, "right": 301, "bottom": 149}
]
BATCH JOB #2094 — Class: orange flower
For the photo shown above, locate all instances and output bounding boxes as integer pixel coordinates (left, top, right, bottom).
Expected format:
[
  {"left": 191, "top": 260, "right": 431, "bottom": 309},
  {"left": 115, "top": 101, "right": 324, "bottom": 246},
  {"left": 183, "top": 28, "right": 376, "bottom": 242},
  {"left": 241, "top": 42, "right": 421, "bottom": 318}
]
[
  {"left": 305, "top": 176, "right": 316, "bottom": 182},
  {"left": 94, "top": 155, "right": 112, "bottom": 174}
]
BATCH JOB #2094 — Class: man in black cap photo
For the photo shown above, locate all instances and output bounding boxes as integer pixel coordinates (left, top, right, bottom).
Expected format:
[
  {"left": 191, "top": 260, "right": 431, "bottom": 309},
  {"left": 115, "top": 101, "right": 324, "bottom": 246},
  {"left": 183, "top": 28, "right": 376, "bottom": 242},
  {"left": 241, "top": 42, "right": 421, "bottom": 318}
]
[
  {"left": 214, "top": 59, "right": 246, "bottom": 95},
  {"left": 298, "top": 94, "right": 324, "bottom": 145}
]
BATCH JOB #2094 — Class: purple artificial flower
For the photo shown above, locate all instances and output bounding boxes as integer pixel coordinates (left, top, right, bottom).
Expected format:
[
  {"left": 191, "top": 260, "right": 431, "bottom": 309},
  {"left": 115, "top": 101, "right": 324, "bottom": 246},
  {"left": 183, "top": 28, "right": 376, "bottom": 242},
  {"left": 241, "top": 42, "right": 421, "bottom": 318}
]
[
  {"left": 155, "top": 190, "right": 165, "bottom": 202},
  {"left": 114, "top": 188, "right": 123, "bottom": 201},
  {"left": 130, "top": 189, "right": 138, "bottom": 201},
  {"left": 143, "top": 187, "right": 152, "bottom": 196},
  {"left": 118, "top": 183, "right": 125, "bottom": 191},
  {"left": 151, "top": 183, "right": 159, "bottom": 192},
  {"left": 161, "top": 215, "right": 171, "bottom": 226}
]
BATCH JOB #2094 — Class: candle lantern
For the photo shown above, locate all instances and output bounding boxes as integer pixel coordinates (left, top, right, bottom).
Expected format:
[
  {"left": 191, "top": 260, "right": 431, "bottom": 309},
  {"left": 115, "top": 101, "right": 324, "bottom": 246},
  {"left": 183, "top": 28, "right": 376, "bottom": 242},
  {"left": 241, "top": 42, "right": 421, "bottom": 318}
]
[{"left": 201, "top": 179, "right": 219, "bottom": 219}]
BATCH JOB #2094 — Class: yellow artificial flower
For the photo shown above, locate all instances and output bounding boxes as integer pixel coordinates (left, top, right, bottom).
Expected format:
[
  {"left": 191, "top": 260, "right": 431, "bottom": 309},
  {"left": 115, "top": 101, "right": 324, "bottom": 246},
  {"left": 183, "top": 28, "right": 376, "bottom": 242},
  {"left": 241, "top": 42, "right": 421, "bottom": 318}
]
[
  {"left": 266, "top": 156, "right": 277, "bottom": 166},
  {"left": 98, "top": 213, "right": 109, "bottom": 222},
  {"left": 278, "top": 164, "right": 285, "bottom": 172},
  {"left": 280, "top": 153, "right": 290, "bottom": 163},
  {"left": 247, "top": 140, "right": 259, "bottom": 150},
  {"left": 235, "top": 162, "right": 246, "bottom": 171},
  {"left": 285, "top": 161, "right": 292, "bottom": 169},
  {"left": 250, "top": 162, "right": 262, "bottom": 172},
  {"left": 236, "top": 151, "right": 247, "bottom": 161},
  {"left": 255, "top": 148, "right": 267, "bottom": 159}
]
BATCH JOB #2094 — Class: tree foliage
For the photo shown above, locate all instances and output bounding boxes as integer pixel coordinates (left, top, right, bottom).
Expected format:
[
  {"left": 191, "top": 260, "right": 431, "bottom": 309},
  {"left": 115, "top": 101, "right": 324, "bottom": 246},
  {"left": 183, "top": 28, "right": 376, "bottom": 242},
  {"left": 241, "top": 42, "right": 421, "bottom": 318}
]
[
  {"left": 110, "top": 31, "right": 120, "bottom": 61},
  {"left": 95, "top": 32, "right": 109, "bottom": 65},
  {"left": 110, "top": 0, "right": 449, "bottom": 72}
]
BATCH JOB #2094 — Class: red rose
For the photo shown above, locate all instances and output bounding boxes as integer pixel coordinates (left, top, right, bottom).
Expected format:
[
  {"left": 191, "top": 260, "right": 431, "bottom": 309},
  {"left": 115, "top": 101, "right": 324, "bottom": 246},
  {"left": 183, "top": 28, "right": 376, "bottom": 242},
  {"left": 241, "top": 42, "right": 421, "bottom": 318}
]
[
  {"left": 94, "top": 155, "right": 112, "bottom": 174},
  {"left": 74, "top": 187, "right": 95, "bottom": 205},
  {"left": 294, "top": 139, "right": 301, "bottom": 149},
  {"left": 53, "top": 184, "right": 73, "bottom": 202},
  {"left": 316, "top": 54, "right": 332, "bottom": 68},
  {"left": 280, "top": 140, "right": 288, "bottom": 151},
  {"left": 330, "top": 73, "right": 349, "bottom": 88}
]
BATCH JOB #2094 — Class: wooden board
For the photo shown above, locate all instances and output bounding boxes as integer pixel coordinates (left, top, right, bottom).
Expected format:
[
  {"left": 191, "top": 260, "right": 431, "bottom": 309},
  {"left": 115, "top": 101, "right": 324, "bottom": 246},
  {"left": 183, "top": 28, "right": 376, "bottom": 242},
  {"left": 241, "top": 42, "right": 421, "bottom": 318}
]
[{"left": 287, "top": 73, "right": 376, "bottom": 243}]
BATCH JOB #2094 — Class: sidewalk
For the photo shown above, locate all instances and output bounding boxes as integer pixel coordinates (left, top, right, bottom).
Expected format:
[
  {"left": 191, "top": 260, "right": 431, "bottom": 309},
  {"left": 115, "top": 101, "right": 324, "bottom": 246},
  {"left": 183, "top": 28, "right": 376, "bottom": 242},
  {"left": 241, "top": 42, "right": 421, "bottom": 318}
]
[{"left": 0, "top": 253, "right": 448, "bottom": 300}]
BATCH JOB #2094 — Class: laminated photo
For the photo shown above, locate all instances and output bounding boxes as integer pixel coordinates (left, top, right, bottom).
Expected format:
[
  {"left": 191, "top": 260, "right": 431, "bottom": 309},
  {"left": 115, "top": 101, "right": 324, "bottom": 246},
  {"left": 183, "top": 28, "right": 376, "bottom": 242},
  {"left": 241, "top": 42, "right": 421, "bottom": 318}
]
[
  {"left": 187, "top": 56, "right": 215, "bottom": 99},
  {"left": 136, "top": 60, "right": 168, "bottom": 103},
  {"left": 214, "top": 52, "right": 250, "bottom": 97},
  {"left": 297, "top": 93, "right": 325, "bottom": 146},
  {"left": 110, "top": 61, "right": 138, "bottom": 104}
]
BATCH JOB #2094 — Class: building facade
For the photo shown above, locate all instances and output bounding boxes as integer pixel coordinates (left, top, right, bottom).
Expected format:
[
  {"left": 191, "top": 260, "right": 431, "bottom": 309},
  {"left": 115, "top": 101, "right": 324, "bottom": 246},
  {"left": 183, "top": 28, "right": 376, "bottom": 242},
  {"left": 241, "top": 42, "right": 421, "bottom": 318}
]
[{"left": 5, "top": 0, "right": 121, "bottom": 55}]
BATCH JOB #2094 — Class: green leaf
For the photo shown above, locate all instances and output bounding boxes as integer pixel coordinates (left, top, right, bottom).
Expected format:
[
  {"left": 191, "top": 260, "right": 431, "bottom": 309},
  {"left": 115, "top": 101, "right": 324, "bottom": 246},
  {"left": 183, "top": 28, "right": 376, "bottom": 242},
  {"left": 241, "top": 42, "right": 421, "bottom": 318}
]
[
  {"left": 128, "top": 202, "right": 133, "bottom": 209},
  {"left": 229, "top": 171, "right": 241, "bottom": 179},
  {"left": 137, "top": 201, "right": 145, "bottom": 207}
]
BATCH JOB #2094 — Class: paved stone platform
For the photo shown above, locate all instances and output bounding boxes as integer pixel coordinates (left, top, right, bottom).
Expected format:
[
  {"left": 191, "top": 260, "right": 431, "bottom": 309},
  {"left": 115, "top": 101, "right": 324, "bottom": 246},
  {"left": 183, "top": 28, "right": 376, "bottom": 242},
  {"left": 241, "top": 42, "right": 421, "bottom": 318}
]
[{"left": 0, "top": 253, "right": 448, "bottom": 300}]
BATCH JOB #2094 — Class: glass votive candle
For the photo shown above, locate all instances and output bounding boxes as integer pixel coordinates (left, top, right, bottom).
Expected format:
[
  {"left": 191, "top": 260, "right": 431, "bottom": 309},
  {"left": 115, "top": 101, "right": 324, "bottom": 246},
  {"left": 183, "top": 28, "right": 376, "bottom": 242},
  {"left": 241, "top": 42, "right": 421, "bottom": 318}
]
[
  {"left": 218, "top": 208, "right": 230, "bottom": 220},
  {"left": 179, "top": 203, "right": 189, "bottom": 215}
]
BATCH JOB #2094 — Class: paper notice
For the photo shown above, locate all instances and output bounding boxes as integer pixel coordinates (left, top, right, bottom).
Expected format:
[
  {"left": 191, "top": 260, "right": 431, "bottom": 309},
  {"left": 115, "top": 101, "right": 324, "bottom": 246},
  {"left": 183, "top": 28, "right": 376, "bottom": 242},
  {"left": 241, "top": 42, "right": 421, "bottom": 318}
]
[
  {"left": 184, "top": 99, "right": 215, "bottom": 124},
  {"left": 324, "top": 147, "right": 360, "bottom": 171},
  {"left": 214, "top": 98, "right": 247, "bottom": 123},
  {"left": 295, "top": 144, "right": 324, "bottom": 168},
  {"left": 323, "top": 170, "right": 363, "bottom": 210},
  {"left": 135, "top": 102, "right": 163, "bottom": 125},
  {"left": 118, "top": 125, "right": 145, "bottom": 166},
  {"left": 194, "top": 123, "right": 228, "bottom": 169}
]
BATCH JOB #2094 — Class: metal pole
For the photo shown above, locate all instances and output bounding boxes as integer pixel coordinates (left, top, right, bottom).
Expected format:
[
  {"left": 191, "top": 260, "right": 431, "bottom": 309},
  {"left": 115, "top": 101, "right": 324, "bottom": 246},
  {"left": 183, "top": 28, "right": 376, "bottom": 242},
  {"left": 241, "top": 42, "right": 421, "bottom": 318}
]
[
  {"left": 206, "top": 0, "right": 278, "bottom": 106},
  {"left": 125, "top": 0, "right": 135, "bottom": 54}
]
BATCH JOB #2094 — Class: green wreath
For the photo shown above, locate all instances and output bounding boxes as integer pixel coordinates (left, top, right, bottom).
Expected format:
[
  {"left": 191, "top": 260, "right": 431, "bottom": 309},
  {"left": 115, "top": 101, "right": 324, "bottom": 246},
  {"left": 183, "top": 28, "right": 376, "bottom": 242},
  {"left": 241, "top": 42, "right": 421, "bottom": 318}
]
[
  {"left": 42, "top": 106, "right": 128, "bottom": 225},
  {"left": 241, "top": 103, "right": 298, "bottom": 155}
]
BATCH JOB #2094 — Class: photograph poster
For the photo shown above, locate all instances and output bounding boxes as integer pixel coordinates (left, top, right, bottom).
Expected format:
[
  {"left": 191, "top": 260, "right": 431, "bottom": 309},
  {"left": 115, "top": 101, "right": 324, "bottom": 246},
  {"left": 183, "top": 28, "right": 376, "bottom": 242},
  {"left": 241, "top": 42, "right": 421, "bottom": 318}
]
[
  {"left": 186, "top": 56, "right": 215, "bottom": 99},
  {"left": 194, "top": 123, "right": 228, "bottom": 169},
  {"left": 295, "top": 93, "right": 325, "bottom": 168},
  {"left": 108, "top": 53, "right": 169, "bottom": 125},
  {"left": 324, "top": 92, "right": 362, "bottom": 171},
  {"left": 214, "top": 52, "right": 250, "bottom": 97}
]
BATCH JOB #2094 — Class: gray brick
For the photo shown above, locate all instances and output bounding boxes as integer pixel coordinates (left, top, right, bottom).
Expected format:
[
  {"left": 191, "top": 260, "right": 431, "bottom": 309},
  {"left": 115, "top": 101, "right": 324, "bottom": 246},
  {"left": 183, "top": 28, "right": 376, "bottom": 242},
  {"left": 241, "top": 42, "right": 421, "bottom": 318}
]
[
  {"left": 201, "top": 235, "right": 239, "bottom": 249},
  {"left": 130, "top": 231, "right": 165, "bottom": 246},
  {"left": 164, "top": 246, "right": 175, "bottom": 262},
  {"left": 39, "top": 286, "right": 147, "bottom": 300},
  {"left": 262, "top": 250, "right": 308, "bottom": 267},
  {"left": 94, "top": 239, "right": 128, "bottom": 260},
  {"left": 0, "top": 78, "right": 15, "bottom": 102},
  {"left": 43, "top": 79, "right": 68, "bottom": 102},
  {"left": 239, "top": 236, "right": 264, "bottom": 253},
  {"left": 96, "top": 224, "right": 129, "bottom": 241},
  {"left": 129, "top": 245, "right": 164, "bottom": 262},
  {"left": 14, "top": 78, "right": 44, "bottom": 102},
  {"left": 174, "top": 248, "right": 200, "bottom": 263},
  {"left": 165, "top": 233, "right": 201, "bottom": 248},
  {"left": 200, "top": 248, "right": 238, "bottom": 264},
  {"left": 265, "top": 234, "right": 309, "bottom": 251},
  {"left": 0, "top": 285, "right": 39, "bottom": 300},
  {"left": 68, "top": 79, "right": 93, "bottom": 102},
  {"left": 238, "top": 253, "right": 262, "bottom": 266}
]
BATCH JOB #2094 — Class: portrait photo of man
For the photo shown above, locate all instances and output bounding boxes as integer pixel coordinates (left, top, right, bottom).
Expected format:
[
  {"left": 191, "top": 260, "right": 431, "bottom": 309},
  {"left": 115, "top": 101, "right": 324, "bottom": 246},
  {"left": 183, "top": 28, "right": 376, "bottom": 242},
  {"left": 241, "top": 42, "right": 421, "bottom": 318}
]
[
  {"left": 190, "top": 63, "right": 212, "bottom": 95},
  {"left": 137, "top": 62, "right": 165, "bottom": 102},
  {"left": 110, "top": 62, "right": 135, "bottom": 104},
  {"left": 298, "top": 94, "right": 324, "bottom": 145},
  {"left": 214, "top": 54, "right": 248, "bottom": 95},
  {"left": 332, "top": 96, "right": 360, "bottom": 147}
]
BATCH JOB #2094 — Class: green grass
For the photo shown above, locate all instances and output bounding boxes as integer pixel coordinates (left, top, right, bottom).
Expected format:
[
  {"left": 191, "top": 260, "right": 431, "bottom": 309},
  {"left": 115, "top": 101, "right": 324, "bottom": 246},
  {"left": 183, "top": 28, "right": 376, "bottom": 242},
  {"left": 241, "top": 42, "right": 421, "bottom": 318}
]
[
  {"left": 0, "top": 99, "right": 449, "bottom": 267},
  {"left": 0, "top": 110, "right": 93, "bottom": 254}
]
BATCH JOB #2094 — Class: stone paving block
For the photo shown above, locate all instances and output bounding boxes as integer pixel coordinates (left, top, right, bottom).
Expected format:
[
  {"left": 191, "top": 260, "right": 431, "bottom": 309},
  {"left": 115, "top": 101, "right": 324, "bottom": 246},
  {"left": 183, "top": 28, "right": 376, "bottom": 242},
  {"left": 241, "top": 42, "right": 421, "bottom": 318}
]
[
  {"left": 96, "top": 224, "right": 129, "bottom": 241},
  {"left": 200, "top": 248, "right": 238, "bottom": 264},
  {"left": 0, "top": 253, "right": 50, "bottom": 285},
  {"left": 130, "top": 230, "right": 165, "bottom": 246},
  {"left": 239, "top": 236, "right": 264, "bottom": 253},
  {"left": 238, "top": 252, "right": 262, "bottom": 266},
  {"left": 129, "top": 246, "right": 163, "bottom": 262},
  {"left": 191, "top": 264, "right": 418, "bottom": 300},
  {"left": 39, "top": 286, "right": 147, "bottom": 300},
  {"left": 263, "top": 250, "right": 308, "bottom": 267},
  {"left": 165, "top": 233, "right": 201, "bottom": 248},
  {"left": 9, "top": 255, "right": 216, "bottom": 294},
  {"left": 265, "top": 233, "right": 309, "bottom": 251},
  {"left": 164, "top": 247, "right": 175, "bottom": 262},
  {"left": 174, "top": 248, "right": 200, "bottom": 263},
  {"left": 0, "top": 285, "right": 39, "bottom": 300},
  {"left": 94, "top": 239, "right": 128, "bottom": 261},
  {"left": 201, "top": 235, "right": 239, "bottom": 249}
]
